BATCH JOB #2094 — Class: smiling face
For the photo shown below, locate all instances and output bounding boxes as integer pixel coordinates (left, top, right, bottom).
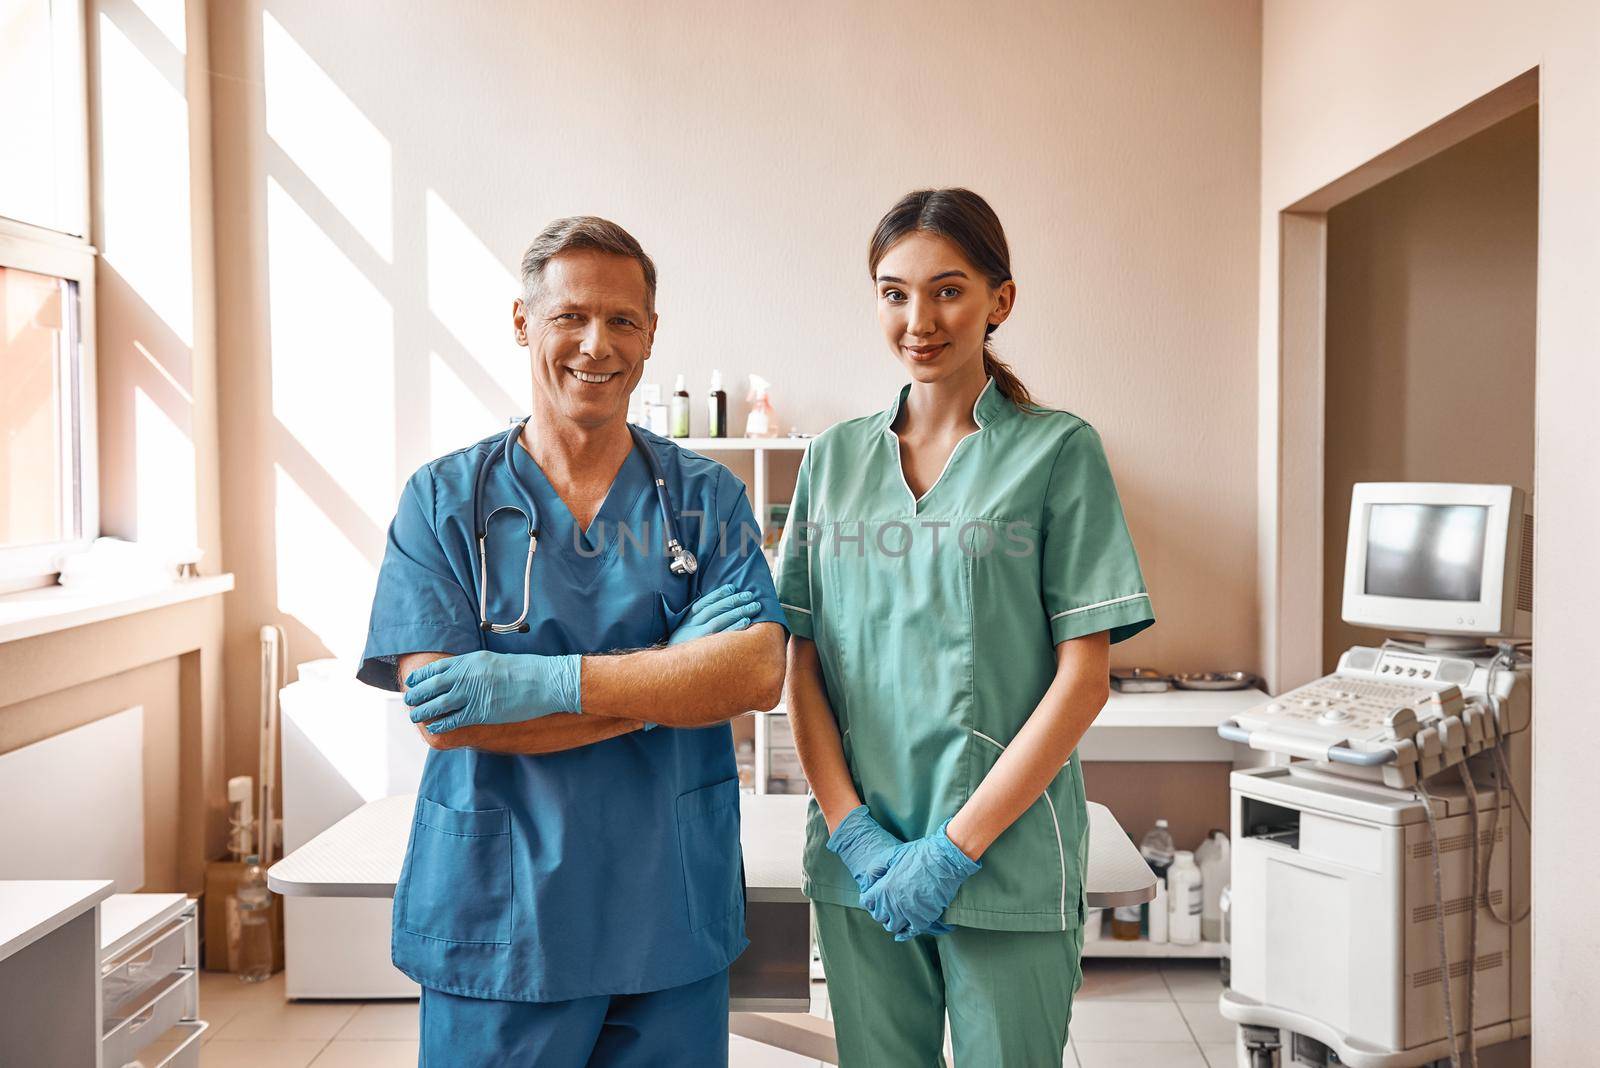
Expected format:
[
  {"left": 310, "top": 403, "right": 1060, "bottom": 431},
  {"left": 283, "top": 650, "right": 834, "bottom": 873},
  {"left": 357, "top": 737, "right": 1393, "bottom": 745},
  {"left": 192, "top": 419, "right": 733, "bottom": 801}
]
[
  {"left": 513, "top": 249, "right": 657, "bottom": 430},
  {"left": 874, "top": 230, "right": 1014, "bottom": 386}
]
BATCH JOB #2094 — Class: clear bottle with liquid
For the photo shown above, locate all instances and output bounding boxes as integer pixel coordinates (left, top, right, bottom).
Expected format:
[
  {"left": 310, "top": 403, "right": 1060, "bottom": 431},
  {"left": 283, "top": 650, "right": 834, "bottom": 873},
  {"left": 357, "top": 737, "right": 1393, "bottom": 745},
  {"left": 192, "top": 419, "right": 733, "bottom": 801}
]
[{"left": 232, "top": 855, "right": 274, "bottom": 983}]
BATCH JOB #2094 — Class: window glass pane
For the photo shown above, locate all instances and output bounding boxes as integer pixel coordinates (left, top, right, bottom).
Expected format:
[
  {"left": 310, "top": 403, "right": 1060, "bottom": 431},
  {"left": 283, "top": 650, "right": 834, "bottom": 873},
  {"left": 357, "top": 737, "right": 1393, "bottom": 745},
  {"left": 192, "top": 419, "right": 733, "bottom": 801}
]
[
  {"left": 0, "top": 265, "right": 72, "bottom": 548},
  {"left": 0, "top": 0, "right": 87, "bottom": 234}
]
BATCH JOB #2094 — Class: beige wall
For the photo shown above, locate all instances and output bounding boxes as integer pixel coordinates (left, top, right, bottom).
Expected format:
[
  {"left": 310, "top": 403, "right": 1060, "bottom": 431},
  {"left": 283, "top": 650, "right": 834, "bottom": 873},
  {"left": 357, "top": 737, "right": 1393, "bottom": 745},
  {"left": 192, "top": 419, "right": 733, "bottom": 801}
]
[
  {"left": 1322, "top": 109, "right": 1538, "bottom": 670},
  {"left": 205, "top": 0, "right": 1264, "bottom": 761},
  {"left": 195, "top": 3, "right": 1267, "bottom": 908},
  {"left": 1261, "top": 2, "right": 1600, "bottom": 1058}
]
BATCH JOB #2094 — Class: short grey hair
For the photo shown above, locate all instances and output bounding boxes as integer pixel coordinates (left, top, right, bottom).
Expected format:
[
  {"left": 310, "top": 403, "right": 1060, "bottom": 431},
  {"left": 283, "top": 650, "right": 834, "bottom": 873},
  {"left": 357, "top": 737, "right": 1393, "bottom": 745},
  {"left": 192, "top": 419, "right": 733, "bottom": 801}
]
[{"left": 518, "top": 216, "right": 657, "bottom": 313}]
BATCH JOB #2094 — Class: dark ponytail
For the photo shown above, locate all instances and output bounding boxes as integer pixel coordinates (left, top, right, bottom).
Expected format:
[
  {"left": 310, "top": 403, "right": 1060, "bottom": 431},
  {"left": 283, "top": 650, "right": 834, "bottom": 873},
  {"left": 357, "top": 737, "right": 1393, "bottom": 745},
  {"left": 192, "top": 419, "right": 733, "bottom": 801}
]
[{"left": 868, "top": 188, "right": 1038, "bottom": 410}]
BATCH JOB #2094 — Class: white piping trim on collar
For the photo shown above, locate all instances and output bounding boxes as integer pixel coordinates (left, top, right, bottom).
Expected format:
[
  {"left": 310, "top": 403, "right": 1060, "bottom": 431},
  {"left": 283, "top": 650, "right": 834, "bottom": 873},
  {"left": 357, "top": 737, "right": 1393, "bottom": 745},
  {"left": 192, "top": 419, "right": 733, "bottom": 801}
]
[
  {"left": 1048, "top": 592, "right": 1150, "bottom": 622},
  {"left": 884, "top": 378, "right": 1000, "bottom": 510}
]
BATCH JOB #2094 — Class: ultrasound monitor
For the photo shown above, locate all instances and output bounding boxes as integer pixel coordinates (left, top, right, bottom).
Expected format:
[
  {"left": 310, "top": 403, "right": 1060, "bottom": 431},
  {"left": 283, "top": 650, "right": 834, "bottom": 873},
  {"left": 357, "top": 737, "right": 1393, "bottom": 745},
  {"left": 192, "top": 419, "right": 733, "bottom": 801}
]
[{"left": 1341, "top": 483, "right": 1532, "bottom": 645}]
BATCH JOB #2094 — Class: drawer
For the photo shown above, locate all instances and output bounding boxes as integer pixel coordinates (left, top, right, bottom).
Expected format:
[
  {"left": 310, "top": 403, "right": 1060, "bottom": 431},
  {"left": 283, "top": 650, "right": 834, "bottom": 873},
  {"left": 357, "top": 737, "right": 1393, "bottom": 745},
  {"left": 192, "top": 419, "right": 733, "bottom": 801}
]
[
  {"left": 116, "top": 1020, "right": 207, "bottom": 1068},
  {"left": 104, "top": 914, "right": 197, "bottom": 1020},
  {"left": 103, "top": 969, "right": 198, "bottom": 1068}
]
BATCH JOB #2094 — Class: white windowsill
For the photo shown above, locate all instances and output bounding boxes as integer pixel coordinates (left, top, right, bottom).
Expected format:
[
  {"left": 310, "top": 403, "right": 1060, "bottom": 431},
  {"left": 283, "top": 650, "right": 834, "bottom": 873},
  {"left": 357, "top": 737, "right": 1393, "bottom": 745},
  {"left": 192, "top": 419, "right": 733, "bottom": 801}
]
[{"left": 0, "top": 573, "right": 234, "bottom": 645}]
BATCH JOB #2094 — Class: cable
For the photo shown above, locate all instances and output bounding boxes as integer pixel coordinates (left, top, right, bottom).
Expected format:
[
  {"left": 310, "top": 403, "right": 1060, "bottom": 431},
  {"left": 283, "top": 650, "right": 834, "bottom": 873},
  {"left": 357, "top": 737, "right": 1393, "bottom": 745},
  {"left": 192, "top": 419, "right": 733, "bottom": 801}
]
[
  {"left": 1456, "top": 761, "right": 1481, "bottom": 1068},
  {"left": 1476, "top": 644, "right": 1533, "bottom": 926},
  {"left": 1492, "top": 744, "right": 1533, "bottom": 832},
  {"left": 1416, "top": 778, "right": 1462, "bottom": 1068},
  {"left": 1476, "top": 743, "right": 1532, "bottom": 928}
]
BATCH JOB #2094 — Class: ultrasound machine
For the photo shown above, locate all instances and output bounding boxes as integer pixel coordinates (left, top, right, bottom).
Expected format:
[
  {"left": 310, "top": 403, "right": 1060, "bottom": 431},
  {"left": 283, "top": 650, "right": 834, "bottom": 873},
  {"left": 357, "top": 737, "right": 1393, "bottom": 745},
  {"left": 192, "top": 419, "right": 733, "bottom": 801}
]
[{"left": 1218, "top": 483, "right": 1533, "bottom": 1068}]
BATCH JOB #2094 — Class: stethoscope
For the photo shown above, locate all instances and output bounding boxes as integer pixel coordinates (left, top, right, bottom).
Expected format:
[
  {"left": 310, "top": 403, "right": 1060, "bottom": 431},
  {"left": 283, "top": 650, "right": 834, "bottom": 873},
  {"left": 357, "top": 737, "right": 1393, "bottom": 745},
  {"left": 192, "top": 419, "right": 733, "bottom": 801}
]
[{"left": 473, "top": 419, "right": 697, "bottom": 634}]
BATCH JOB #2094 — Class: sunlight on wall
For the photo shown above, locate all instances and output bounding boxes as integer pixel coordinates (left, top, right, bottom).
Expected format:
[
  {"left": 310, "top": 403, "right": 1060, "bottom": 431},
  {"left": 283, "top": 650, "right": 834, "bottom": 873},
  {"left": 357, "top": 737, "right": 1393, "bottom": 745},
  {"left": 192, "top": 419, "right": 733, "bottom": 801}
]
[
  {"left": 129, "top": 0, "right": 185, "bottom": 52},
  {"left": 428, "top": 350, "right": 499, "bottom": 456},
  {"left": 97, "top": 12, "right": 193, "bottom": 347},
  {"left": 266, "top": 177, "right": 395, "bottom": 522},
  {"left": 425, "top": 189, "right": 527, "bottom": 410},
  {"left": 134, "top": 385, "right": 197, "bottom": 548},
  {"left": 262, "top": 12, "right": 393, "bottom": 261},
  {"left": 274, "top": 463, "right": 377, "bottom": 663}
]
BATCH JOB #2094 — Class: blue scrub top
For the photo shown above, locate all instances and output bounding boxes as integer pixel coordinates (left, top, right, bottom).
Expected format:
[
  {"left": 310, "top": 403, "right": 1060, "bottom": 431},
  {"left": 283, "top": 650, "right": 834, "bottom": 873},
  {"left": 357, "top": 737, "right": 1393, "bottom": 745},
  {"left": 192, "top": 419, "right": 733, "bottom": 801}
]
[{"left": 358, "top": 424, "right": 787, "bottom": 1003}]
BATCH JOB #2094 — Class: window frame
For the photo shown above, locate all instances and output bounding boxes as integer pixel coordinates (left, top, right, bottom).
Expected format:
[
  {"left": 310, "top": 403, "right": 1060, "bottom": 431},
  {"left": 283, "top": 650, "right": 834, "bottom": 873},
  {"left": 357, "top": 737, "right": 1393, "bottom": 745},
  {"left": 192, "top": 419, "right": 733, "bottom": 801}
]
[
  {"left": 0, "top": 222, "right": 99, "bottom": 594},
  {"left": 0, "top": 0, "right": 91, "bottom": 238}
]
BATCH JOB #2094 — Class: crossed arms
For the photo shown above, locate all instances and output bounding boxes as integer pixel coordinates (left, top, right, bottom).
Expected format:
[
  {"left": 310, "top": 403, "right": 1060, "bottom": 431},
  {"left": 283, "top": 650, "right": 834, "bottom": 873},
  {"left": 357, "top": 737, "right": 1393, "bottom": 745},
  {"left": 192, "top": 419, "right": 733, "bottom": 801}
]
[{"left": 399, "top": 622, "right": 786, "bottom": 755}]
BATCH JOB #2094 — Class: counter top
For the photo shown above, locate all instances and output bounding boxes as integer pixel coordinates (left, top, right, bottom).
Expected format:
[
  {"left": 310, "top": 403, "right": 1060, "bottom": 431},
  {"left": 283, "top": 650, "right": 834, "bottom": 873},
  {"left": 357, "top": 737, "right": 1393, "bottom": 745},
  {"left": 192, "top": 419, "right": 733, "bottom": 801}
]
[{"left": 0, "top": 880, "right": 115, "bottom": 963}]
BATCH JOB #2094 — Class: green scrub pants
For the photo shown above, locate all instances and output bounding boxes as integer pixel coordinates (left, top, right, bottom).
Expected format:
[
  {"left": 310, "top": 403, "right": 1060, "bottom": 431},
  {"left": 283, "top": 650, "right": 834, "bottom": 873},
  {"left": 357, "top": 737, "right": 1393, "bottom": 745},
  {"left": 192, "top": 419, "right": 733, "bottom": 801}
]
[{"left": 814, "top": 902, "right": 1084, "bottom": 1067}]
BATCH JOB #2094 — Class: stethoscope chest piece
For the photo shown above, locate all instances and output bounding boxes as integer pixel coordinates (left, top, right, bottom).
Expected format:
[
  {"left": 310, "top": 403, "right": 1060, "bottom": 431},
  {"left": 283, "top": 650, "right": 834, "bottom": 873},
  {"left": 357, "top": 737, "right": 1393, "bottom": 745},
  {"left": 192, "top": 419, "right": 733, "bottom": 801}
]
[{"left": 667, "top": 539, "right": 698, "bottom": 576}]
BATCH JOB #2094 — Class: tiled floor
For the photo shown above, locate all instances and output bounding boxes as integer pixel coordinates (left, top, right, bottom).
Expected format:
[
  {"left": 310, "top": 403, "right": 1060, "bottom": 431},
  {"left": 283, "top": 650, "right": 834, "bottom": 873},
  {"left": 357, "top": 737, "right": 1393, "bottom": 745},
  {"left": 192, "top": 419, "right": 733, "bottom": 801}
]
[{"left": 197, "top": 959, "right": 1236, "bottom": 1067}]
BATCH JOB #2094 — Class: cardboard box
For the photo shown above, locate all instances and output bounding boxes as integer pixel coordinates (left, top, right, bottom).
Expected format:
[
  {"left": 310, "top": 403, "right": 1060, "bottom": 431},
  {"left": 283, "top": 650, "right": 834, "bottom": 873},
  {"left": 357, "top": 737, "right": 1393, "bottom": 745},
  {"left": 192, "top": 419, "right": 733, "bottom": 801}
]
[{"left": 202, "top": 859, "right": 286, "bottom": 973}]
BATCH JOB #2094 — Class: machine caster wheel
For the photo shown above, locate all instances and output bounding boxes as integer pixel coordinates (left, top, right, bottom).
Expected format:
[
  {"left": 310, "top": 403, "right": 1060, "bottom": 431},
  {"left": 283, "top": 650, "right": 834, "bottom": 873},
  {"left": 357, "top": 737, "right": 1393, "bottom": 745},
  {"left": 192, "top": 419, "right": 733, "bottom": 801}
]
[{"left": 1241, "top": 1025, "right": 1282, "bottom": 1068}]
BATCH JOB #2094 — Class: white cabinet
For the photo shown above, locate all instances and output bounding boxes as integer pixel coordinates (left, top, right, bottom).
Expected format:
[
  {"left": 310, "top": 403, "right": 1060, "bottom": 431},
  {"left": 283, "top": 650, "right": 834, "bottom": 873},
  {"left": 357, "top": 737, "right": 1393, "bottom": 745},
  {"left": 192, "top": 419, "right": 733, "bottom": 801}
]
[{"left": 101, "top": 893, "right": 206, "bottom": 1067}]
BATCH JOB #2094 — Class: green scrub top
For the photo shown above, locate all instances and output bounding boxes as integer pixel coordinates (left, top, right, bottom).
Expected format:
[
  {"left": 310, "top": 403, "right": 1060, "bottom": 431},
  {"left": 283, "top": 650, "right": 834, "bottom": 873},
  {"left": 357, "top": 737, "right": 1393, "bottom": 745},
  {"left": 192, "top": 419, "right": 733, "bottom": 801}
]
[{"left": 776, "top": 377, "right": 1155, "bottom": 932}]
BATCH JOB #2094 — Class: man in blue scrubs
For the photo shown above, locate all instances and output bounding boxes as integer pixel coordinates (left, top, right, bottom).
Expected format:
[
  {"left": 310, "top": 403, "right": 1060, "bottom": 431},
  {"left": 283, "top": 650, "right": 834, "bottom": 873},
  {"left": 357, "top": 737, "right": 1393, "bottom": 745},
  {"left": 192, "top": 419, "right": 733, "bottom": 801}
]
[{"left": 357, "top": 216, "right": 788, "bottom": 1066}]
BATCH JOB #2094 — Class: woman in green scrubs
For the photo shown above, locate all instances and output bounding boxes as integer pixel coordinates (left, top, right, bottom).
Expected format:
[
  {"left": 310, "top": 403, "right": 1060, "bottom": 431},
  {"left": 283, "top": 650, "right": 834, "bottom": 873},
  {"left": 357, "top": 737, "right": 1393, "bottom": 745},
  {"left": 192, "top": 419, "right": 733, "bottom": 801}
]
[{"left": 778, "top": 188, "right": 1155, "bottom": 1066}]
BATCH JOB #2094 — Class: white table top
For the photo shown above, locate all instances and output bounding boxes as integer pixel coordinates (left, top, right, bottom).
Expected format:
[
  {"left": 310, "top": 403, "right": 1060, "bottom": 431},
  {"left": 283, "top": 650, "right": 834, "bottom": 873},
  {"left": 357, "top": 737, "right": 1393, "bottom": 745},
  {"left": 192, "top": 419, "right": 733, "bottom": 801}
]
[
  {"left": 100, "top": 893, "right": 191, "bottom": 961},
  {"left": 0, "top": 880, "right": 115, "bottom": 963},
  {"left": 1096, "top": 686, "right": 1267, "bottom": 729},
  {"left": 270, "top": 794, "right": 1154, "bottom": 908}
]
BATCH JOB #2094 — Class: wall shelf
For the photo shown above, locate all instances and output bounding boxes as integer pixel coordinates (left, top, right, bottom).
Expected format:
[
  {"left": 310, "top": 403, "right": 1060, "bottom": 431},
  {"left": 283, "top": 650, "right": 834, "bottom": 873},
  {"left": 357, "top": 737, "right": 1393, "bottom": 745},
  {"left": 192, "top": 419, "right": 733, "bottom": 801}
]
[
  {"left": 1083, "top": 938, "right": 1229, "bottom": 959},
  {"left": 674, "top": 437, "right": 811, "bottom": 452}
]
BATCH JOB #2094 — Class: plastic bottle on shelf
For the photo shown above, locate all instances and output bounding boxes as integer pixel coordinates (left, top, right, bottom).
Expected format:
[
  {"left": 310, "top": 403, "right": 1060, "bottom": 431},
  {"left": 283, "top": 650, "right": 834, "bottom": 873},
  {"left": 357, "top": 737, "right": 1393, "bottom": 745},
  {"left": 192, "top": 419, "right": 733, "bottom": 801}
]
[
  {"left": 1140, "top": 818, "right": 1175, "bottom": 877},
  {"left": 1110, "top": 902, "right": 1141, "bottom": 941},
  {"left": 640, "top": 384, "right": 669, "bottom": 435},
  {"left": 1148, "top": 876, "right": 1169, "bottom": 944},
  {"left": 232, "top": 855, "right": 274, "bottom": 982},
  {"left": 745, "top": 375, "right": 776, "bottom": 438},
  {"left": 1167, "top": 850, "right": 1203, "bottom": 946},
  {"left": 1195, "top": 829, "right": 1231, "bottom": 941},
  {"left": 1139, "top": 818, "right": 1175, "bottom": 935},
  {"left": 707, "top": 370, "right": 728, "bottom": 438},
  {"left": 669, "top": 374, "right": 691, "bottom": 438}
]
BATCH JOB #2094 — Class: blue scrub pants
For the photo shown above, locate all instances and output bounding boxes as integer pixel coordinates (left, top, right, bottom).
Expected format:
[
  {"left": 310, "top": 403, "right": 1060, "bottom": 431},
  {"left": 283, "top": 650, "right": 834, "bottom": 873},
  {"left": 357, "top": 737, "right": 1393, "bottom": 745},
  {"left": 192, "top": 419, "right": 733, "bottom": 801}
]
[{"left": 418, "top": 968, "right": 728, "bottom": 1067}]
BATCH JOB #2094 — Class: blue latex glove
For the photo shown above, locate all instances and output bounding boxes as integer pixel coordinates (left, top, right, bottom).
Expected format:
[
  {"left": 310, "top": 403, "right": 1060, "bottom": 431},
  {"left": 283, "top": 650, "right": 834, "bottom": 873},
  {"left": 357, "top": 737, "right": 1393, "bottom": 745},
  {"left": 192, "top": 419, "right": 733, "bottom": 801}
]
[
  {"left": 825, "top": 805, "right": 906, "bottom": 895},
  {"left": 668, "top": 585, "right": 762, "bottom": 645},
  {"left": 403, "top": 650, "right": 581, "bottom": 734},
  {"left": 859, "top": 818, "right": 981, "bottom": 941}
]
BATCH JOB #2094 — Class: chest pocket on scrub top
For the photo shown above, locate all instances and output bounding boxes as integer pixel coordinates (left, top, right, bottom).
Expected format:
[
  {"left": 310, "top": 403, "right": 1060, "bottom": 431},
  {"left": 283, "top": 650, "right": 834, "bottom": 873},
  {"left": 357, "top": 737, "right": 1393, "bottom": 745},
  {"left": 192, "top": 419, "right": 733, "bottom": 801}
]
[
  {"left": 655, "top": 589, "right": 693, "bottom": 643},
  {"left": 400, "top": 798, "right": 514, "bottom": 945}
]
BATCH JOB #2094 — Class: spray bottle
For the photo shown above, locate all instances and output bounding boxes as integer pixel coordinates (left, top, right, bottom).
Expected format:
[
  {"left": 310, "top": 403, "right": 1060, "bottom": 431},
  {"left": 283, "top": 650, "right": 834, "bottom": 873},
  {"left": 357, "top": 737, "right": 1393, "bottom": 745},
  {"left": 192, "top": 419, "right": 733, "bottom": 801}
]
[{"left": 745, "top": 375, "right": 776, "bottom": 438}]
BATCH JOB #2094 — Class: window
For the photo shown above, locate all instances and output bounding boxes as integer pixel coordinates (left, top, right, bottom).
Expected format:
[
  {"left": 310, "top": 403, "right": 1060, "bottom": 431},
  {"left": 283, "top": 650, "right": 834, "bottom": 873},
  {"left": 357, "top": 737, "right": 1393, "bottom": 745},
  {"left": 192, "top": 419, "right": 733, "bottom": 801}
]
[
  {"left": 0, "top": 0, "right": 89, "bottom": 236},
  {"left": 1, "top": 0, "right": 96, "bottom": 593},
  {"left": 0, "top": 240, "right": 96, "bottom": 593}
]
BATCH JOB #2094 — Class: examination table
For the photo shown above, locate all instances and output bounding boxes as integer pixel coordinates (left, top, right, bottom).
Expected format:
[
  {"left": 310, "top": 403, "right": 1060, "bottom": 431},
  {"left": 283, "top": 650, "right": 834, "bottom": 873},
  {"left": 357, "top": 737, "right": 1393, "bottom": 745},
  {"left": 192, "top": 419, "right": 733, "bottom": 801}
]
[{"left": 269, "top": 793, "right": 1155, "bottom": 1062}]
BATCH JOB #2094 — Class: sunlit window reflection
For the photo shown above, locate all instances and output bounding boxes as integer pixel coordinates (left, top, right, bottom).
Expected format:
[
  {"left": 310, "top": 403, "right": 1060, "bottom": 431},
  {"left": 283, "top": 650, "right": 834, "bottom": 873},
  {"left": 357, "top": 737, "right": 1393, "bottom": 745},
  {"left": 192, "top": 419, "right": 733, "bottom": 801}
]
[
  {"left": 129, "top": 0, "right": 185, "bottom": 52},
  {"left": 429, "top": 351, "right": 498, "bottom": 456},
  {"left": 263, "top": 11, "right": 393, "bottom": 260},
  {"left": 134, "top": 385, "right": 197, "bottom": 548},
  {"left": 266, "top": 177, "right": 395, "bottom": 523},
  {"left": 97, "top": 12, "right": 193, "bottom": 347},
  {"left": 274, "top": 463, "right": 377, "bottom": 663},
  {"left": 426, "top": 189, "right": 527, "bottom": 409}
]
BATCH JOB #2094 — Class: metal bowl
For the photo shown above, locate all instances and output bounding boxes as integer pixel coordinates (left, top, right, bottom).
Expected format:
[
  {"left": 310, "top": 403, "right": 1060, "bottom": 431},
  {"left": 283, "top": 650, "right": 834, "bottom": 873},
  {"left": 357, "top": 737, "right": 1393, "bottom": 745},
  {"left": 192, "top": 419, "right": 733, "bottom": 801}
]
[{"left": 1171, "top": 671, "right": 1259, "bottom": 691}]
